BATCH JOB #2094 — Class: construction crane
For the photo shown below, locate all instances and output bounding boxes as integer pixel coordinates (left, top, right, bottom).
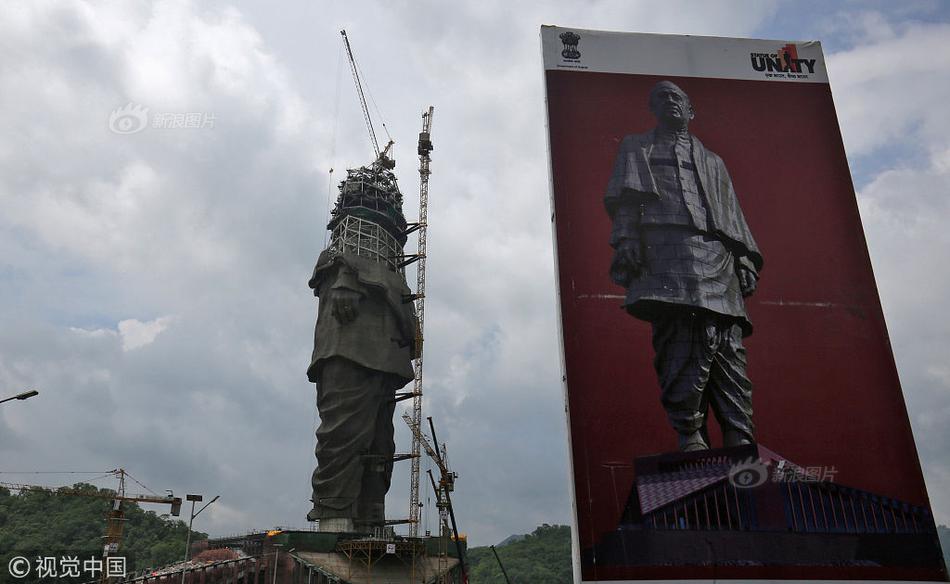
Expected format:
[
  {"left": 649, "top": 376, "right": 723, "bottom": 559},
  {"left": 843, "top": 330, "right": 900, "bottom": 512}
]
[
  {"left": 403, "top": 413, "right": 465, "bottom": 581},
  {"left": 340, "top": 29, "right": 394, "bottom": 169},
  {"left": 406, "top": 106, "right": 434, "bottom": 537},
  {"left": 1, "top": 469, "right": 182, "bottom": 583},
  {"left": 427, "top": 469, "right": 452, "bottom": 583}
]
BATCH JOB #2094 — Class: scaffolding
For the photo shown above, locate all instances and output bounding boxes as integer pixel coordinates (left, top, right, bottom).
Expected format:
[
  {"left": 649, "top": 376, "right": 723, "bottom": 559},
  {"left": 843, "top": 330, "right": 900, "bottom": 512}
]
[
  {"left": 337, "top": 537, "right": 427, "bottom": 576},
  {"left": 327, "top": 162, "right": 409, "bottom": 273}
]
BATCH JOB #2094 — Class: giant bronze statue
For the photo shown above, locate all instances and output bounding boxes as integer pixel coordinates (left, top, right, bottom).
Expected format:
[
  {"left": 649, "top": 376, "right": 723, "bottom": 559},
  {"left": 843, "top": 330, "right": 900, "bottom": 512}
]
[
  {"left": 605, "top": 81, "right": 764, "bottom": 452},
  {"left": 306, "top": 152, "right": 416, "bottom": 532}
]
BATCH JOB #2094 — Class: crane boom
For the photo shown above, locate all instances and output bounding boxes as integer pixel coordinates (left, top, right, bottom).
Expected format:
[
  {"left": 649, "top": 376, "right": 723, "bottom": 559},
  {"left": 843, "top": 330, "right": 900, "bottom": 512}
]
[
  {"left": 0, "top": 481, "right": 180, "bottom": 509},
  {"left": 340, "top": 30, "right": 380, "bottom": 159},
  {"left": 402, "top": 412, "right": 443, "bottom": 475}
]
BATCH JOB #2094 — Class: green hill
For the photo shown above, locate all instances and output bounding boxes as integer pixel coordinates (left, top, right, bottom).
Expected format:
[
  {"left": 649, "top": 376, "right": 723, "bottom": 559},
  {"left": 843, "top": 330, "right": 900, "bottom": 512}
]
[
  {"left": 467, "top": 524, "right": 571, "bottom": 584},
  {"left": 0, "top": 484, "right": 204, "bottom": 577},
  {"left": 466, "top": 523, "right": 949, "bottom": 583}
]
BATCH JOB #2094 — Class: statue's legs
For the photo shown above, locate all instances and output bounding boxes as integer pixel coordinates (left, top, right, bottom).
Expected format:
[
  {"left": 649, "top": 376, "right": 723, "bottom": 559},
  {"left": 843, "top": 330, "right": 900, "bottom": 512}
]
[
  {"left": 652, "top": 312, "right": 754, "bottom": 451},
  {"left": 353, "top": 394, "right": 396, "bottom": 529},
  {"left": 706, "top": 323, "right": 754, "bottom": 447},
  {"left": 308, "top": 357, "right": 397, "bottom": 529}
]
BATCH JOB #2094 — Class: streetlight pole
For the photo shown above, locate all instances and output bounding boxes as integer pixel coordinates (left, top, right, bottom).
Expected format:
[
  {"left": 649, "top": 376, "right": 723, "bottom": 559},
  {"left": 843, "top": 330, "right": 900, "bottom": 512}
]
[
  {"left": 181, "top": 494, "right": 218, "bottom": 584},
  {"left": 0, "top": 389, "right": 38, "bottom": 405}
]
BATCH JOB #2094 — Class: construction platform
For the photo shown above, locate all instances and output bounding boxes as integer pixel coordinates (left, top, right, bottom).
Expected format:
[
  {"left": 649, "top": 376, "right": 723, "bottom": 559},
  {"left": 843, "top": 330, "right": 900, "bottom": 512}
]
[
  {"left": 194, "top": 529, "right": 465, "bottom": 584},
  {"left": 281, "top": 531, "right": 462, "bottom": 584}
]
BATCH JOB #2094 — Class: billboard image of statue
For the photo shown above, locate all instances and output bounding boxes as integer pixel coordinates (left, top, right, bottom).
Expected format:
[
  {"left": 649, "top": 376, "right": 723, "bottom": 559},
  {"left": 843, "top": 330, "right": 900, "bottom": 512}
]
[
  {"left": 542, "top": 27, "right": 947, "bottom": 582},
  {"left": 606, "top": 80, "right": 762, "bottom": 453}
]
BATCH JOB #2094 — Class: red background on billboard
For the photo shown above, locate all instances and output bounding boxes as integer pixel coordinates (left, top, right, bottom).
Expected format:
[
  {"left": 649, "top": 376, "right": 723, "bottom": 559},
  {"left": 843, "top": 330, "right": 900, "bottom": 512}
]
[{"left": 546, "top": 70, "right": 933, "bottom": 578}]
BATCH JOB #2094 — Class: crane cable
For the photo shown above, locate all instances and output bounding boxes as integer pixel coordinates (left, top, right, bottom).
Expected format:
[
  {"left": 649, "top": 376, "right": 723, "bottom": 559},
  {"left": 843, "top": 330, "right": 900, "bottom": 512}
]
[{"left": 122, "top": 469, "right": 158, "bottom": 497}]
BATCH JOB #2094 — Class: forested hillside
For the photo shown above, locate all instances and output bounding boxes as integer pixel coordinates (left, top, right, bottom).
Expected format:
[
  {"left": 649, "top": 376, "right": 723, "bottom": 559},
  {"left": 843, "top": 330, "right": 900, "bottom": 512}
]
[
  {"left": 0, "top": 484, "right": 205, "bottom": 574},
  {"left": 467, "top": 524, "right": 571, "bottom": 584}
]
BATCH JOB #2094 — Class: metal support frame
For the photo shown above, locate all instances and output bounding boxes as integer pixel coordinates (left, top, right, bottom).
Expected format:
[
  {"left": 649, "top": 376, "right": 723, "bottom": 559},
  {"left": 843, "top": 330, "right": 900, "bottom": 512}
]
[
  {"left": 328, "top": 214, "right": 404, "bottom": 272},
  {"left": 337, "top": 538, "right": 427, "bottom": 583}
]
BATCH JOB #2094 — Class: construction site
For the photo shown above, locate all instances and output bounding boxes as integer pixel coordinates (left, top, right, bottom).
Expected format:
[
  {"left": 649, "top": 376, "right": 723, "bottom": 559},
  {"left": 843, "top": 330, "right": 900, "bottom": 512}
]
[{"left": 0, "top": 30, "right": 466, "bottom": 584}]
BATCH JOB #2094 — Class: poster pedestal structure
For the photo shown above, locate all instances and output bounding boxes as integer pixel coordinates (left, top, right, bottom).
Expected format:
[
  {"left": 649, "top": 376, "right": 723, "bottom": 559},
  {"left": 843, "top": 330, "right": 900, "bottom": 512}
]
[{"left": 588, "top": 445, "right": 944, "bottom": 578}]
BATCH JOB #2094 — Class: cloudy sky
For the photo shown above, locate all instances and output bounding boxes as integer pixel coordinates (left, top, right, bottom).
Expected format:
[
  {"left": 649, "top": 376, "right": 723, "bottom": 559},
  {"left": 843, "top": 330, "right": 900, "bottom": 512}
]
[{"left": 1, "top": 0, "right": 949, "bottom": 547}]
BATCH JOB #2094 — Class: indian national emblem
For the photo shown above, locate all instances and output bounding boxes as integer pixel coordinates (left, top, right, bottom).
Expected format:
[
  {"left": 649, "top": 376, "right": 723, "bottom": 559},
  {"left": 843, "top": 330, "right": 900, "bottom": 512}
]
[{"left": 560, "top": 31, "right": 581, "bottom": 60}]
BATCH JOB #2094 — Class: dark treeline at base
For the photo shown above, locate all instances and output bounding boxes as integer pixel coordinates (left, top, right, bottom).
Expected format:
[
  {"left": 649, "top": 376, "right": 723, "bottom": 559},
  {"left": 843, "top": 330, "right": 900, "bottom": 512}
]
[{"left": 0, "top": 484, "right": 207, "bottom": 574}]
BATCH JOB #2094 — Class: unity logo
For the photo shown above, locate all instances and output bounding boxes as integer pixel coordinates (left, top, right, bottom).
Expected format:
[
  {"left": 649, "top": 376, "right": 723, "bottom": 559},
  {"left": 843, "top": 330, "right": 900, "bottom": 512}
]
[
  {"left": 750, "top": 44, "right": 817, "bottom": 76},
  {"left": 559, "top": 31, "right": 581, "bottom": 60}
]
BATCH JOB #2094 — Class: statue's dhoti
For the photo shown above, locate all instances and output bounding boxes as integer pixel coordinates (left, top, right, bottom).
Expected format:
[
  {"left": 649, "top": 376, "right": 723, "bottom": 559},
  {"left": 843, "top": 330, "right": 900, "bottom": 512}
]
[
  {"left": 308, "top": 357, "right": 400, "bottom": 525},
  {"left": 650, "top": 311, "right": 754, "bottom": 448}
]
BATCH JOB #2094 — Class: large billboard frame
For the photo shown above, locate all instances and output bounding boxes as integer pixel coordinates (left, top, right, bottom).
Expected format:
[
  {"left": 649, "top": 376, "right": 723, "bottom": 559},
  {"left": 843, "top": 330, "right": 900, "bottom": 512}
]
[{"left": 542, "top": 25, "right": 946, "bottom": 583}]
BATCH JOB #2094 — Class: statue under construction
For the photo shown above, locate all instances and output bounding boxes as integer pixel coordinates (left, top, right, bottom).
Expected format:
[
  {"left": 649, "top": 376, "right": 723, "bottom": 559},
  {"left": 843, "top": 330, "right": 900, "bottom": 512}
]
[{"left": 306, "top": 147, "right": 417, "bottom": 532}]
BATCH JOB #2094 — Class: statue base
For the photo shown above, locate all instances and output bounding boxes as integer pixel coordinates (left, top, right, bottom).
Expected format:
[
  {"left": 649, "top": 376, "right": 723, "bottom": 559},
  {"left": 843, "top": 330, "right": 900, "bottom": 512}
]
[{"left": 584, "top": 444, "right": 946, "bottom": 580}]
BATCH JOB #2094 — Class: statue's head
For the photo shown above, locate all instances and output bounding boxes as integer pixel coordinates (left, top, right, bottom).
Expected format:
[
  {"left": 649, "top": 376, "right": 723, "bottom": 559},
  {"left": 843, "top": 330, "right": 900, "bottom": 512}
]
[{"left": 648, "top": 81, "right": 694, "bottom": 130}]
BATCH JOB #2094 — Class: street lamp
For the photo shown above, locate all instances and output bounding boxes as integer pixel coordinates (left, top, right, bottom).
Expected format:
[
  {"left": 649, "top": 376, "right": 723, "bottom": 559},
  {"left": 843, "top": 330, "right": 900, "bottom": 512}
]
[
  {"left": 0, "top": 389, "right": 39, "bottom": 405},
  {"left": 183, "top": 494, "right": 219, "bottom": 561}
]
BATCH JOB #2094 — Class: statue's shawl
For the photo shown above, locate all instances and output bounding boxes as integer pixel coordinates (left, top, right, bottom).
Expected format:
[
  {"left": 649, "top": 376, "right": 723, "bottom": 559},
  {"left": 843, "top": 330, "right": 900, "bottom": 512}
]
[
  {"left": 307, "top": 250, "right": 416, "bottom": 384},
  {"left": 604, "top": 129, "right": 763, "bottom": 271}
]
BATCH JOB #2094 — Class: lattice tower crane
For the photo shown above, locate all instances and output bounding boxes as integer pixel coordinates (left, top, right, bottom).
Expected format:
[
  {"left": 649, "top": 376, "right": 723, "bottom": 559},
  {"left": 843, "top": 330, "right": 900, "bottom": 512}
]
[
  {"left": 402, "top": 413, "right": 466, "bottom": 581},
  {"left": 407, "top": 106, "right": 434, "bottom": 536}
]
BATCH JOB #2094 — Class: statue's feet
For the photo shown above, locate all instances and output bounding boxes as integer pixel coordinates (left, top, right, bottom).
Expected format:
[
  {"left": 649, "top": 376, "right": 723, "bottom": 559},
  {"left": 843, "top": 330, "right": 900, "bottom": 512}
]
[
  {"left": 678, "top": 431, "right": 709, "bottom": 452},
  {"left": 723, "top": 430, "right": 753, "bottom": 448},
  {"left": 318, "top": 517, "right": 355, "bottom": 533}
]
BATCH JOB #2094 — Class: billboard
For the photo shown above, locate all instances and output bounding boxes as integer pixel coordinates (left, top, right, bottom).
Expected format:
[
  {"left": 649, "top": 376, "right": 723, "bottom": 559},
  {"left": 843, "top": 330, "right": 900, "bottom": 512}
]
[{"left": 542, "top": 26, "right": 947, "bottom": 582}]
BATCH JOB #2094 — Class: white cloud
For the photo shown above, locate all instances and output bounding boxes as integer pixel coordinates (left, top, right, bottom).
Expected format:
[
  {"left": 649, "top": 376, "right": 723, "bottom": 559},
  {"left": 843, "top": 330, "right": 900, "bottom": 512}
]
[
  {"left": 118, "top": 316, "right": 174, "bottom": 351},
  {"left": 829, "top": 18, "right": 950, "bottom": 158},
  {"left": 856, "top": 146, "right": 950, "bottom": 523}
]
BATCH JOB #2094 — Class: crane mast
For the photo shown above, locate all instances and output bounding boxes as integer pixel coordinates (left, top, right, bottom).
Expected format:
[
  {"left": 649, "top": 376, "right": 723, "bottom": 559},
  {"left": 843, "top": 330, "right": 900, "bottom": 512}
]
[{"left": 408, "top": 106, "right": 434, "bottom": 537}]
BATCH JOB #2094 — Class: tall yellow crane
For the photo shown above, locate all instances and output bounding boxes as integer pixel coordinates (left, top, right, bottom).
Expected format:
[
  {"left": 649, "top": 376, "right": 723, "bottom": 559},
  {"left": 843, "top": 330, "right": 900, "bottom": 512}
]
[
  {"left": 407, "top": 106, "right": 434, "bottom": 537},
  {"left": 1, "top": 469, "right": 182, "bottom": 583}
]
